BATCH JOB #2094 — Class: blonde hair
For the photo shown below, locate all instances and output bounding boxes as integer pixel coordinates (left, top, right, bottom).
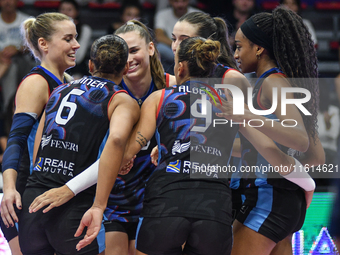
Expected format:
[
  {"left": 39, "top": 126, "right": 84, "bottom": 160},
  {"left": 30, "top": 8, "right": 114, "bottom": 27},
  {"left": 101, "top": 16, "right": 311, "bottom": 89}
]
[{"left": 22, "top": 12, "right": 72, "bottom": 60}]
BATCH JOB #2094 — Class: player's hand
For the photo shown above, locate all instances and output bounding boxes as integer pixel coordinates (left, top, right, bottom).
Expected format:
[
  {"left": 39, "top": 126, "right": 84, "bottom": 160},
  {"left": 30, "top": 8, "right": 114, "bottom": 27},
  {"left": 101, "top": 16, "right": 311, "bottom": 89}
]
[
  {"left": 0, "top": 188, "right": 21, "bottom": 227},
  {"left": 304, "top": 189, "right": 314, "bottom": 209},
  {"left": 29, "top": 185, "right": 75, "bottom": 213},
  {"left": 150, "top": 145, "right": 159, "bottom": 166},
  {"left": 119, "top": 155, "right": 136, "bottom": 175},
  {"left": 211, "top": 90, "right": 250, "bottom": 122},
  {"left": 75, "top": 206, "right": 103, "bottom": 251}
]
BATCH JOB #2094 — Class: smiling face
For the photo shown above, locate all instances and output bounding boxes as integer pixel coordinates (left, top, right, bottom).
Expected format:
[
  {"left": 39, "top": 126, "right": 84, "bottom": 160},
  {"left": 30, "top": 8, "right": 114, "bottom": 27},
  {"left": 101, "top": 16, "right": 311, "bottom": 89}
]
[
  {"left": 116, "top": 31, "right": 154, "bottom": 81},
  {"left": 234, "top": 28, "right": 257, "bottom": 73},
  {"left": 44, "top": 20, "right": 80, "bottom": 71},
  {"left": 171, "top": 20, "right": 198, "bottom": 55}
]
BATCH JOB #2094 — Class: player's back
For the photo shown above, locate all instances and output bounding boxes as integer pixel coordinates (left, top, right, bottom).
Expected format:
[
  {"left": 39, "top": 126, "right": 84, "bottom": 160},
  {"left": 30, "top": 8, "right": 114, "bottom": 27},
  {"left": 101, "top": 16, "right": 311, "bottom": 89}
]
[{"left": 28, "top": 76, "right": 126, "bottom": 194}]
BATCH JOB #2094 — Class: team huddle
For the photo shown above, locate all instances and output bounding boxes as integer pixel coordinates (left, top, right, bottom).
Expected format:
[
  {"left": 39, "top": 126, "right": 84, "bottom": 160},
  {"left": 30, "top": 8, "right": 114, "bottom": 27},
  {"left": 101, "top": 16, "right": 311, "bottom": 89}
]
[{"left": 0, "top": 6, "right": 322, "bottom": 255}]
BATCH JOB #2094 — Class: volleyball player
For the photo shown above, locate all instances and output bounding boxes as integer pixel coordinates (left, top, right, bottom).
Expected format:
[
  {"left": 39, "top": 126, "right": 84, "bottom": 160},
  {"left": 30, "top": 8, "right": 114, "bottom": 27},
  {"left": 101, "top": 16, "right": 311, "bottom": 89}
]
[
  {"left": 18, "top": 34, "right": 139, "bottom": 255},
  {"left": 0, "top": 12, "right": 79, "bottom": 255},
  {"left": 28, "top": 20, "right": 167, "bottom": 255},
  {"left": 226, "top": 7, "right": 324, "bottom": 255},
  {"left": 76, "top": 36, "right": 238, "bottom": 255}
]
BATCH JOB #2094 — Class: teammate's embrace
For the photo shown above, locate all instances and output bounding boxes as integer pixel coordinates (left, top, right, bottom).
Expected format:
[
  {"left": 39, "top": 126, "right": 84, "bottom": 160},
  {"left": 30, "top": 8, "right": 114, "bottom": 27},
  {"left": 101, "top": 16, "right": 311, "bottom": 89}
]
[
  {"left": 18, "top": 35, "right": 139, "bottom": 255},
  {"left": 76, "top": 36, "right": 238, "bottom": 255}
]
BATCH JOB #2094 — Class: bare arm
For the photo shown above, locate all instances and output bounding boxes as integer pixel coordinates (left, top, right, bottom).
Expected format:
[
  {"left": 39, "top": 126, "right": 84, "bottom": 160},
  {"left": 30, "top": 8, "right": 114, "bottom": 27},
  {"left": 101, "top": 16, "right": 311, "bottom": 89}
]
[
  {"left": 74, "top": 93, "right": 140, "bottom": 250},
  {"left": 222, "top": 76, "right": 309, "bottom": 152},
  {"left": 298, "top": 134, "right": 325, "bottom": 166},
  {"left": 123, "top": 90, "right": 162, "bottom": 163},
  {"left": 231, "top": 138, "right": 241, "bottom": 158},
  {"left": 258, "top": 76, "right": 309, "bottom": 151},
  {"left": 1, "top": 74, "right": 50, "bottom": 227},
  {"left": 75, "top": 90, "right": 161, "bottom": 251},
  {"left": 222, "top": 69, "right": 251, "bottom": 103},
  {"left": 239, "top": 125, "right": 295, "bottom": 170}
]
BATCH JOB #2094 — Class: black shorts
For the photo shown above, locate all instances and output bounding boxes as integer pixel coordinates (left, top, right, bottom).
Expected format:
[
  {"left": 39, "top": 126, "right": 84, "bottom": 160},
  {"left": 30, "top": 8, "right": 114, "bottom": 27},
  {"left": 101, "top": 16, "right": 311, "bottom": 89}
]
[
  {"left": 103, "top": 220, "right": 138, "bottom": 240},
  {"left": 236, "top": 184, "right": 306, "bottom": 243},
  {"left": 0, "top": 218, "right": 18, "bottom": 242},
  {"left": 135, "top": 217, "right": 232, "bottom": 255},
  {"left": 231, "top": 187, "right": 245, "bottom": 222},
  {"left": 19, "top": 187, "right": 105, "bottom": 255}
]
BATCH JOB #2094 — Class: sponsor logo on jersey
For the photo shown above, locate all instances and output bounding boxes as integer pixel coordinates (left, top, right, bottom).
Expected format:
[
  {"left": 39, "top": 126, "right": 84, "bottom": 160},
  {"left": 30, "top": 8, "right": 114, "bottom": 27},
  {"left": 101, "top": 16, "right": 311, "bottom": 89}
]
[
  {"left": 41, "top": 135, "right": 79, "bottom": 152},
  {"left": 240, "top": 205, "right": 248, "bottom": 214},
  {"left": 166, "top": 160, "right": 181, "bottom": 173},
  {"left": 35, "top": 157, "right": 75, "bottom": 177},
  {"left": 41, "top": 135, "right": 52, "bottom": 149},
  {"left": 172, "top": 140, "right": 190, "bottom": 155},
  {"left": 33, "top": 157, "right": 44, "bottom": 171},
  {"left": 191, "top": 145, "right": 222, "bottom": 156}
]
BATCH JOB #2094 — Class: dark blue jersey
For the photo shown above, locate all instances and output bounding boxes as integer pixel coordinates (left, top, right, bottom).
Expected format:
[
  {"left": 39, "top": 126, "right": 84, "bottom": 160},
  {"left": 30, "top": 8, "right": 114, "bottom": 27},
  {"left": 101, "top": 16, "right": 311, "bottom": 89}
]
[
  {"left": 212, "top": 64, "right": 236, "bottom": 81},
  {"left": 141, "top": 81, "right": 239, "bottom": 225},
  {"left": 28, "top": 76, "right": 126, "bottom": 195},
  {"left": 104, "top": 79, "right": 158, "bottom": 222}
]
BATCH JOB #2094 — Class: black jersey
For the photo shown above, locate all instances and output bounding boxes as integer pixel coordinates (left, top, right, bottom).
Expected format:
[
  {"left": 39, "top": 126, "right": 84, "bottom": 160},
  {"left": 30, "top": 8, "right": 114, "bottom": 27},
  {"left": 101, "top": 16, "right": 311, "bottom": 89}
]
[
  {"left": 237, "top": 68, "right": 300, "bottom": 190},
  {"left": 212, "top": 64, "right": 236, "bottom": 81},
  {"left": 28, "top": 76, "right": 126, "bottom": 195},
  {"left": 141, "top": 80, "right": 239, "bottom": 225}
]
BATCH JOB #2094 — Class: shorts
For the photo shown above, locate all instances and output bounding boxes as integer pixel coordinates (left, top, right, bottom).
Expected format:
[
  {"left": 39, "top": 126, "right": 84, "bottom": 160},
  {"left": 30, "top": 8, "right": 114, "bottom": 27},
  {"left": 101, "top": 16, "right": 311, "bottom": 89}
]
[
  {"left": 0, "top": 218, "right": 18, "bottom": 242},
  {"left": 104, "top": 220, "right": 138, "bottom": 240},
  {"left": 19, "top": 187, "right": 105, "bottom": 255},
  {"left": 236, "top": 184, "right": 306, "bottom": 243},
  {"left": 135, "top": 216, "right": 232, "bottom": 255},
  {"left": 231, "top": 187, "right": 245, "bottom": 222}
]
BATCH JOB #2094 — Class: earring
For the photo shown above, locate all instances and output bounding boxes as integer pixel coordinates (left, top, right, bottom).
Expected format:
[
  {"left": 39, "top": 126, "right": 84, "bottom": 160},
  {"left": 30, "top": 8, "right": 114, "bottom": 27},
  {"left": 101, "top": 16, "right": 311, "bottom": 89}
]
[{"left": 256, "top": 53, "right": 261, "bottom": 60}]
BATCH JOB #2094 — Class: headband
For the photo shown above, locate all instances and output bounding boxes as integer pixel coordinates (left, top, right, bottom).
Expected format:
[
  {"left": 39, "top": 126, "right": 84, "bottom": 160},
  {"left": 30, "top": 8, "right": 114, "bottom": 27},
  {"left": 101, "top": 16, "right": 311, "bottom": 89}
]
[{"left": 240, "top": 18, "right": 273, "bottom": 55}]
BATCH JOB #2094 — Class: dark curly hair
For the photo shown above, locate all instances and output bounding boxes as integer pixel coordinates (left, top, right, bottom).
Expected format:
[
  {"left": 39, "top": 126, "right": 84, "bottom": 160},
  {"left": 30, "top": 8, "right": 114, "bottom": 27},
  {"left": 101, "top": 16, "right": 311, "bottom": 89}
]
[{"left": 251, "top": 7, "right": 319, "bottom": 142}]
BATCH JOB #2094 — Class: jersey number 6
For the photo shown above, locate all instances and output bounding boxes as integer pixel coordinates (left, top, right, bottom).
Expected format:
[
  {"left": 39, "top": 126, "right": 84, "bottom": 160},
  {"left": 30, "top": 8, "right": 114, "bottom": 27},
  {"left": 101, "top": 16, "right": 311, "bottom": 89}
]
[{"left": 55, "top": 88, "right": 85, "bottom": 125}]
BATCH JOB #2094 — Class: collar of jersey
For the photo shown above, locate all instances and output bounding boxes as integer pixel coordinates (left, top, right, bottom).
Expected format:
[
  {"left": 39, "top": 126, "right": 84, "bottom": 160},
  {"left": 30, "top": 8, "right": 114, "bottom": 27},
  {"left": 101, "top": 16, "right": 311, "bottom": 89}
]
[
  {"left": 36, "top": 65, "right": 64, "bottom": 85},
  {"left": 120, "top": 78, "right": 155, "bottom": 103},
  {"left": 255, "top": 67, "right": 282, "bottom": 87},
  {"left": 90, "top": 76, "right": 117, "bottom": 85}
]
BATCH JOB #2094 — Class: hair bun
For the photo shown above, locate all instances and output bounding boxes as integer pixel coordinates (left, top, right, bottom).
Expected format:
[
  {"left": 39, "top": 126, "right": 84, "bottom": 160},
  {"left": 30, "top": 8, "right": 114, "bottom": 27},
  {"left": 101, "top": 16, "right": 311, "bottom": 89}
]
[{"left": 197, "top": 39, "right": 220, "bottom": 62}]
